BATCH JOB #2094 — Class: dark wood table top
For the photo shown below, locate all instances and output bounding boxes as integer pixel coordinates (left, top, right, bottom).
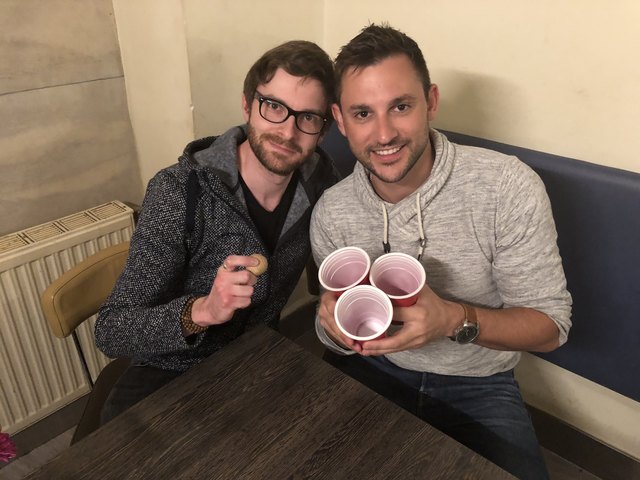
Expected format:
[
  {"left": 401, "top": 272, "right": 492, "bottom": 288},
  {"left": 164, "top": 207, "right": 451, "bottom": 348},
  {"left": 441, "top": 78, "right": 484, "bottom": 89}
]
[{"left": 27, "top": 326, "right": 513, "bottom": 479}]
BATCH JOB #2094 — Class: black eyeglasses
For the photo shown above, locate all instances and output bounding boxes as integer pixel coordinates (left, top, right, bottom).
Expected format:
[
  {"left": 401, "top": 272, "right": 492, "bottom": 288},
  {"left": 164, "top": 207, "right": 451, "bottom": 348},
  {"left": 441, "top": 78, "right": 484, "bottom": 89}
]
[{"left": 255, "top": 93, "right": 326, "bottom": 135}]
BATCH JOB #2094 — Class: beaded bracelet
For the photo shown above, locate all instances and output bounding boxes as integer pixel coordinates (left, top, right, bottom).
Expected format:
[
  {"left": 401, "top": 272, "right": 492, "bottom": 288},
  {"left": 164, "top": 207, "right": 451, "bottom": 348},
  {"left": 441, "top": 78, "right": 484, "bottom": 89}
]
[{"left": 180, "top": 297, "right": 208, "bottom": 336}]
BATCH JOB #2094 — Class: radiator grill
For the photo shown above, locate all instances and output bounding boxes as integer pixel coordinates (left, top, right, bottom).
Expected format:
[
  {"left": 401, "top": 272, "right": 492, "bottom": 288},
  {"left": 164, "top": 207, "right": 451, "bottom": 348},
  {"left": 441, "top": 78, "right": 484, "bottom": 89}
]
[{"left": 0, "top": 201, "right": 134, "bottom": 434}]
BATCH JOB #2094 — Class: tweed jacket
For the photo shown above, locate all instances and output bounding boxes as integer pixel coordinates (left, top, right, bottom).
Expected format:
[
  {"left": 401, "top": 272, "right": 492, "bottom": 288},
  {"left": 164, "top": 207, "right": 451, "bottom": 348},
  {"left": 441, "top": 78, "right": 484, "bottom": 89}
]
[{"left": 95, "top": 126, "right": 339, "bottom": 372}]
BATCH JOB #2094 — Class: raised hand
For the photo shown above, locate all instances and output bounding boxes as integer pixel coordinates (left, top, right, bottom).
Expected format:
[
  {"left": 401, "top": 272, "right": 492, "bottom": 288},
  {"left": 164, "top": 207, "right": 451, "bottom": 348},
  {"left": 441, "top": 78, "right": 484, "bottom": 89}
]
[{"left": 191, "top": 255, "right": 264, "bottom": 326}]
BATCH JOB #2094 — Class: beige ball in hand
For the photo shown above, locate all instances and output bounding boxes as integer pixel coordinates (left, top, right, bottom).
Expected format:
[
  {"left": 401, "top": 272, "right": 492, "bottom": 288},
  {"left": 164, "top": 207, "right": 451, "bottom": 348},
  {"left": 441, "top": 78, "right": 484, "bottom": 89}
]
[{"left": 246, "top": 253, "right": 268, "bottom": 276}]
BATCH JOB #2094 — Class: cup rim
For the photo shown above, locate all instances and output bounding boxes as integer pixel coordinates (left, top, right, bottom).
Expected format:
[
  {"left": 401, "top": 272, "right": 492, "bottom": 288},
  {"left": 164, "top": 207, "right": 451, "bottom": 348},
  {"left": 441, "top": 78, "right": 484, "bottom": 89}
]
[
  {"left": 318, "top": 246, "right": 371, "bottom": 292},
  {"left": 370, "top": 252, "right": 426, "bottom": 299},
  {"left": 334, "top": 285, "right": 393, "bottom": 341}
]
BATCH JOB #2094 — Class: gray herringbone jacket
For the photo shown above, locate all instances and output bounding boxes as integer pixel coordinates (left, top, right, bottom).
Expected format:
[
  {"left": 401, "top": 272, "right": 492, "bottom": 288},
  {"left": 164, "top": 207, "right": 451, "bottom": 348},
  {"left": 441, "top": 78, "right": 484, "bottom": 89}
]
[{"left": 95, "top": 126, "right": 338, "bottom": 372}]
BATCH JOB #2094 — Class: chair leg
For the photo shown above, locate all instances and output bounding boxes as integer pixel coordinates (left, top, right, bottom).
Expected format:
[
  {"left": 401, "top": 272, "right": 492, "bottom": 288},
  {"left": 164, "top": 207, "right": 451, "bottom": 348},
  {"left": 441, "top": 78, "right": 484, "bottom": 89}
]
[
  {"left": 71, "top": 358, "right": 131, "bottom": 444},
  {"left": 72, "top": 331, "right": 94, "bottom": 388}
]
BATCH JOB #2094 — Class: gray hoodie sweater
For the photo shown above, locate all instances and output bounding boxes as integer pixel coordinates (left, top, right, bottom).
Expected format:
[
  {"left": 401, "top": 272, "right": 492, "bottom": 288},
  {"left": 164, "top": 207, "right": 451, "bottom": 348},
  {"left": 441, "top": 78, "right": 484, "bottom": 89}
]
[
  {"left": 311, "top": 129, "right": 571, "bottom": 377},
  {"left": 96, "top": 126, "right": 338, "bottom": 372}
]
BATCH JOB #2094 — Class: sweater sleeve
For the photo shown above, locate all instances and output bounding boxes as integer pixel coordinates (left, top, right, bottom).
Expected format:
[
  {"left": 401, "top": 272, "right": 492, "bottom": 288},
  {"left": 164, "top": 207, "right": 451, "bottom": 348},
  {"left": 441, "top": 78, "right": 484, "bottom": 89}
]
[
  {"left": 310, "top": 194, "right": 356, "bottom": 355},
  {"left": 493, "top": 160, "right": 573, "bottom": 345},
  {"left": 95, "top": 169, "right": 208, "bottom": 359}
]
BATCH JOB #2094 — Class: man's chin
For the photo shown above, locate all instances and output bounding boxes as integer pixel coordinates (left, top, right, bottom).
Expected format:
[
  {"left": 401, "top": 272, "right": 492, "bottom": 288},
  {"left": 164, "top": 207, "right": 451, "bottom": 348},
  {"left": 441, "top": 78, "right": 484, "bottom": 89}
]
[
  {"left": 260, "top": 156, "right": 305, "bottom": 176},
  {"left": 367, "top": 165, "right": 410, "bottom": 184},
  {"left": 268, "top": 166, "right": 298, "bottom": 176}
]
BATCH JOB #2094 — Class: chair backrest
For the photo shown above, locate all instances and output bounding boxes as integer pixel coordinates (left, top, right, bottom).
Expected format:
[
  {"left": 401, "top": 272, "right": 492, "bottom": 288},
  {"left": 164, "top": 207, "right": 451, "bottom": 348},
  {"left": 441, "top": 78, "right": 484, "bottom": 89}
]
[{"left": 40, "top": 241, "right": 130, "bottom": 338}]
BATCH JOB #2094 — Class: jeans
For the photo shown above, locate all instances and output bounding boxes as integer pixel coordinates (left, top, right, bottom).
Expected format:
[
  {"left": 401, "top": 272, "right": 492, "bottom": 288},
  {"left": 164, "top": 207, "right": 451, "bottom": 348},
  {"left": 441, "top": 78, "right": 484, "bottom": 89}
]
[
  {"left": 100, "top": 365, "right": 182, "bottom": 426},
  {"left": 325, "top": 352, "right": 549, "bottom": 480}
]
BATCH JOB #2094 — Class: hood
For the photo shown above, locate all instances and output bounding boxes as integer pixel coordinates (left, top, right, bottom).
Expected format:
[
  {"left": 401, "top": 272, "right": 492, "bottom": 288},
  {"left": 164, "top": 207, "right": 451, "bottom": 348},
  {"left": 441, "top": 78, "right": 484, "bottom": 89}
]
[{"left": 179, "top": 124, "right": 335, "bottom": 190}]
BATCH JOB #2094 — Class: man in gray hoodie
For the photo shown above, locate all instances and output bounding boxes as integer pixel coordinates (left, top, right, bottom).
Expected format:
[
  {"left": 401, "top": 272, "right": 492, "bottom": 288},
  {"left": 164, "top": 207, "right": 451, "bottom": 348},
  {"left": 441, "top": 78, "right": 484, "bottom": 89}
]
[
  {"left": 96, "top": 40, "right": 339, "bottom": 424},
  {"left": 311, "top": 24, "right": 571, "bottom": 480}
]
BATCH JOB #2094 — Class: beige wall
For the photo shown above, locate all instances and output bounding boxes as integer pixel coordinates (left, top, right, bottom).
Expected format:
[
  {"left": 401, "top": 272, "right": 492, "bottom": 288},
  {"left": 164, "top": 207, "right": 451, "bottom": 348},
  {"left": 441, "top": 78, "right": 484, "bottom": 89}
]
[
  {"left": 183, "top": 0, "right": 325, "bottom": 139},
  {"left": 122, "top": 0, "right": 639, "bottom": 182},
  {"left": 113, "top": 0, "right": 324, "bottom": 187},
  {"left": 111, "top": 0, "right": 195, "bottom": 187},
  {"left": 0, "top": 0, "right": 142, "bottom": 236},
  {"left": 324, "top": 0, "right": 640, "bottom": 175}
]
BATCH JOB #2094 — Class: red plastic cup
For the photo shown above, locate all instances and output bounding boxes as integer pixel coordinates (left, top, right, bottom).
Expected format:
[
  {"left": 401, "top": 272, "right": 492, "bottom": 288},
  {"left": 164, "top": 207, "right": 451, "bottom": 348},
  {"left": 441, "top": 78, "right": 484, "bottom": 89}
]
[
  {"left": 318, "top": 247, "right": 370, "bottom": 297},
  {"left": 370, "top": 253, "right": 426, "bottom": 307},
  {"left": 334, "top": 285, "right": 393, "bottom": 345}
]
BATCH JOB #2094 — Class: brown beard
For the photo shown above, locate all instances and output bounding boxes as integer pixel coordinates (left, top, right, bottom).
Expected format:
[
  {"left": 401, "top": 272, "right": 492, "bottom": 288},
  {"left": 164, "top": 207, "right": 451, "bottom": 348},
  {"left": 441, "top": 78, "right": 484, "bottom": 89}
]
[{"left": 247, "top": 124, "right": 309, "bottom": 176}]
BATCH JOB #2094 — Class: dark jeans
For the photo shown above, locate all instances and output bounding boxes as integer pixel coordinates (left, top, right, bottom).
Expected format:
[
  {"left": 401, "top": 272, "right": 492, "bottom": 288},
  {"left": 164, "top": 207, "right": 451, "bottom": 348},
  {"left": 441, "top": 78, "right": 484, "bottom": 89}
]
[
  {"left": 325, "top": 352, "right": 549, "bottom": 480},
  {"left": 100, "top": 365, "right": 182, "bottom": 425}
]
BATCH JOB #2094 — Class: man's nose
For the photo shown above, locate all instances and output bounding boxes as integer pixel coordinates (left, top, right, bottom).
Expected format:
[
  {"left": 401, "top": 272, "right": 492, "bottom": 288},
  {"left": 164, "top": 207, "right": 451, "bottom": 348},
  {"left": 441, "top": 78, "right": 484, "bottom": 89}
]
[
  {"left": 277, "top": 114, "right": 298, "bottom": 139},
  {"left": 374, "top": 115, "right": 398, "bottom": 145}
]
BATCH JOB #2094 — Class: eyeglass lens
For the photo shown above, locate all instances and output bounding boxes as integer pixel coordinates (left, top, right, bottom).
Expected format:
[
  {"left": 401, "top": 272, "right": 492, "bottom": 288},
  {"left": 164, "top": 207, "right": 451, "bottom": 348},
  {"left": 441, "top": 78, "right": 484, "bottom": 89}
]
[{"left": 258, "top": 96, "right": 324, "bottom": 134}]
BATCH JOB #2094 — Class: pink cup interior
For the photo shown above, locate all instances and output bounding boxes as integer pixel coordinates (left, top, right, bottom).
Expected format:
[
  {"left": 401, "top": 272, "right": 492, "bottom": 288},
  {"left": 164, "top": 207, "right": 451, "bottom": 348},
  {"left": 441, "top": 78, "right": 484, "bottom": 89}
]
[
  {"left": 318, "top": 247, "right": 370, "bottom": 294},
  {"left": 370, "top": 253, "right": 426, "bottom": 305},
  {"left": 335, "top": 285, "right": 393, "bottom": 341}
]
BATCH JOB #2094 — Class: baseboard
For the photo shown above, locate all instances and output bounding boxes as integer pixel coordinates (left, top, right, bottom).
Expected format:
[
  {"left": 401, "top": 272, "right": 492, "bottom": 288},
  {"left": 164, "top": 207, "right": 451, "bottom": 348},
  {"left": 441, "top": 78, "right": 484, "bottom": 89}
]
[
  {"left": 9, "top": 395, "right": 87, "bottom": 457},
  {"left": 529, "top": 405, "right": 640, "bottom": 480}
]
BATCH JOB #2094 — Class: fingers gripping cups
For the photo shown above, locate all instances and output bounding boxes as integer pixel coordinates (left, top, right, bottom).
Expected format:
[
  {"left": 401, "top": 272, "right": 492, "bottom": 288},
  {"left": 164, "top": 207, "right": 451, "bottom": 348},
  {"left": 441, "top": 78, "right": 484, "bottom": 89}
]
[
  {"left": 370, "top": 253, "right": 426, "bottom": 307},
  {"left": 318, "top": 247, "right": 371, "bottom": 296},
  {"left": 334, "top": 285, "right": 393, "bottom": 343}
]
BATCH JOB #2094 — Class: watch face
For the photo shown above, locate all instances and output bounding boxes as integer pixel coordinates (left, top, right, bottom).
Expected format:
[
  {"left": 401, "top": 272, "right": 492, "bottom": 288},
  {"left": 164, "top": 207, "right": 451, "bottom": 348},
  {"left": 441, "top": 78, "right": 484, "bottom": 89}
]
[{"left": 456, "top": 324, "right": 479, "bottom": 344}]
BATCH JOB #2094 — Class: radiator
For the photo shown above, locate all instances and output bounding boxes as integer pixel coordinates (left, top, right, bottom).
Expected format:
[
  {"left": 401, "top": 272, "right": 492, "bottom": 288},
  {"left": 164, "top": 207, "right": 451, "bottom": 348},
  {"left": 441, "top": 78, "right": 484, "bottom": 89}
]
[{"left": 0, "top": 201, "right": 135, "bottom": 434}]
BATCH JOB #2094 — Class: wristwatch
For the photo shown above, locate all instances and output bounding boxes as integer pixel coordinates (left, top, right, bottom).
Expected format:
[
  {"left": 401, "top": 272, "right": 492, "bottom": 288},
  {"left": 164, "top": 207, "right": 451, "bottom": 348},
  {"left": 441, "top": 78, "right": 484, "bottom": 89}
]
[{"left": 451, "top": 303, "right": 480, "bottom": 344}]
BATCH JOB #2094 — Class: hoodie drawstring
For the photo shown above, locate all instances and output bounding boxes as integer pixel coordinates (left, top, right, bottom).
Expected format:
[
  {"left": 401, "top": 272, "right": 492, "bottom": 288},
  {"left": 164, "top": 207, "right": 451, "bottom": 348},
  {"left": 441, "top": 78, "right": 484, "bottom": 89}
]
[
  {"left": 416, "top": 193, "right": 427, "bottom": 260},
  {"left": 382, "top": 203, "right": 391, "bottom": 253},
  {"left": 381, "top": 192, "right": 427, "bottom": 260}
]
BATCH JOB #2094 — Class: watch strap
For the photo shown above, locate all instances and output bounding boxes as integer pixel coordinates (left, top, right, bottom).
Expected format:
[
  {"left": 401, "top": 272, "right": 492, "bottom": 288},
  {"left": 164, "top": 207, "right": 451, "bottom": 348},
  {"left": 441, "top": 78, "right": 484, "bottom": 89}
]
[
  {"left": 461, "top": 303, "right": 477, "bottom": 324},
  {"left": 449, "top": 303, "right": 479, "bottom": 343}
]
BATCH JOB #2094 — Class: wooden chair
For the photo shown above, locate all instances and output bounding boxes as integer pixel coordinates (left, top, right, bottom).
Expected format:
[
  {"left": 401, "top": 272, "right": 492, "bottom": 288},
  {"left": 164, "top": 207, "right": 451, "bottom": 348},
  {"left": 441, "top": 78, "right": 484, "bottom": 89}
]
[{"left": 40, "top": 241, "right": 131, "bottom": 444}]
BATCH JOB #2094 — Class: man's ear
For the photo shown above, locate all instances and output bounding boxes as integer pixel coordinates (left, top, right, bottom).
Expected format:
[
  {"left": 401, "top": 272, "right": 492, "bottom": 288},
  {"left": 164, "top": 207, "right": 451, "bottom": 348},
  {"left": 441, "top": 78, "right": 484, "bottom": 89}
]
[
  {"left": 427, "top": 84, "right": 440, "bottom": 122},
  {"left": 242, "top": 94, "right": 251, "bottom": 122},
  {"left": 331, "top": 103, "right": 346, "bottom": 136}
]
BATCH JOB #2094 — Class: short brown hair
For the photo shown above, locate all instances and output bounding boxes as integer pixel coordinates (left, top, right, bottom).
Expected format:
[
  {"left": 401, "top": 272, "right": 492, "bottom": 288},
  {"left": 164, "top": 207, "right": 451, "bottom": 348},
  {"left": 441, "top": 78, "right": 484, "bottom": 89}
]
[
  {"left": 334, "top": 24, "right": 431, "bottom": 103},
  {"left": 243, "top": 40, "right": 335, "bottom": 121}
]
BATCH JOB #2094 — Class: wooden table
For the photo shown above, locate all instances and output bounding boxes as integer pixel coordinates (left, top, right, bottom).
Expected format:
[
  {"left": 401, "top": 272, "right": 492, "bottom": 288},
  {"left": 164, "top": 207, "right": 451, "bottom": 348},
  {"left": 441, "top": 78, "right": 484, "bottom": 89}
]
[{"left": 26, "top": 326, "right": 513, "bottom": 479}]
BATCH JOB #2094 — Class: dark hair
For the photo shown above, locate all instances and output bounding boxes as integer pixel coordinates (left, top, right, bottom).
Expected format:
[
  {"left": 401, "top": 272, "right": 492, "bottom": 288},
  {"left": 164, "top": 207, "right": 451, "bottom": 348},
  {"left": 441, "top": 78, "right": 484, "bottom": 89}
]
[
  {"left": 334, "top": 23, "right": 431, "bottom": 102},
  {"left": 243, "top": 40, "right": 335, "bottom": 120}
]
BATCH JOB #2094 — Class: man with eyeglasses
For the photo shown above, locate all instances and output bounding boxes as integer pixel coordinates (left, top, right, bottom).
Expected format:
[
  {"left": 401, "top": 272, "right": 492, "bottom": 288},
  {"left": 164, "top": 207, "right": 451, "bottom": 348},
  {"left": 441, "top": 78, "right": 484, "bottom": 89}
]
[{"left": 95, "top": 40, "right": 339, "bottom": 424}]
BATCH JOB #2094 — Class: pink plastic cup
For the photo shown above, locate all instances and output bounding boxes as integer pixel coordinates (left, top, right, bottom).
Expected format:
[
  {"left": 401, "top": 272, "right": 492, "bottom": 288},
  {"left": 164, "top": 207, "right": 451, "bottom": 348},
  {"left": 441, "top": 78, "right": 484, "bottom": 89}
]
[
  {"left": 318, "top": 247, "right": 370, "bottom": 297},
  {"left": 370, "top": 253, "right": 426, "bottom": 307},
  {"left": 334, "top": 285, "right": 393, "bottom": 345}
]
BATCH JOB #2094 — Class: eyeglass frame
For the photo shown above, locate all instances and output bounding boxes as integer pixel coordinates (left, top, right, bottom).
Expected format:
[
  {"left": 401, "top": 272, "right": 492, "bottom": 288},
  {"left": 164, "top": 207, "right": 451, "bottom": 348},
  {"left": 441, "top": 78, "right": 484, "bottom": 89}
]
[{"left": 254, "top": 92, "right": 327, "bottom": 135}]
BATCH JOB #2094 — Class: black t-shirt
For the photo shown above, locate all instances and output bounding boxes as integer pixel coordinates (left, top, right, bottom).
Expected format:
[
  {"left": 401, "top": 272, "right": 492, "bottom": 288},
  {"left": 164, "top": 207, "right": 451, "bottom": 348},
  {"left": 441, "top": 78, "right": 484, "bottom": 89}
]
[{"left": 238, "top": 171, "right": 299, "bottom": 254}]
